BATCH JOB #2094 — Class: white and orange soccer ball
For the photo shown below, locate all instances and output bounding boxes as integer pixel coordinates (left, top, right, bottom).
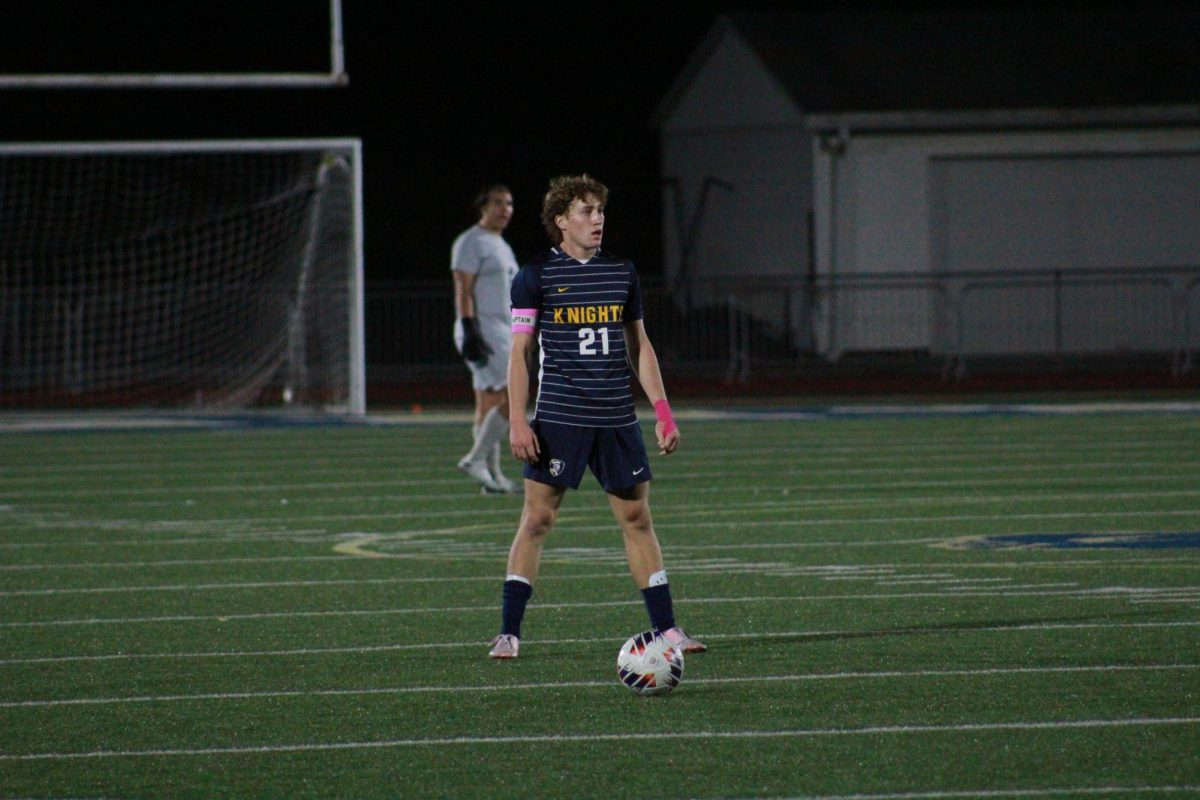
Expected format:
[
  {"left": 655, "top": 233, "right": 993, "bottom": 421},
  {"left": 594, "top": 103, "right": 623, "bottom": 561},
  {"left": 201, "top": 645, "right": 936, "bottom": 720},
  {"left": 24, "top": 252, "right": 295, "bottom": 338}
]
[{"left": 616, "top": 630, "right": 684, "bottom": 696}]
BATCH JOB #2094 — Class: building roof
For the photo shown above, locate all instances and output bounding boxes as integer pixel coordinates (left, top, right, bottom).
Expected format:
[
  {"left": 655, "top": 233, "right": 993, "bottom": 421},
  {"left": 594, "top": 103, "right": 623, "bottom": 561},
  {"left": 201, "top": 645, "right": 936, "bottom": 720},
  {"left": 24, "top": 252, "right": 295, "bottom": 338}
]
[{"left": 658, "top": 6, "right": 1200, "bottom": 124}]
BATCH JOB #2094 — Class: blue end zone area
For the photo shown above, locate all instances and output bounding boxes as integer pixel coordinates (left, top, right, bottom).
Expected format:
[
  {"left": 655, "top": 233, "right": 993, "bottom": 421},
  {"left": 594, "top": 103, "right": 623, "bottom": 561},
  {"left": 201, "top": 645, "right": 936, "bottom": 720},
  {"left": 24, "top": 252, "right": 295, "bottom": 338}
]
[{"left": 952, "top": 532, "right": 1200, "bottom": 550}]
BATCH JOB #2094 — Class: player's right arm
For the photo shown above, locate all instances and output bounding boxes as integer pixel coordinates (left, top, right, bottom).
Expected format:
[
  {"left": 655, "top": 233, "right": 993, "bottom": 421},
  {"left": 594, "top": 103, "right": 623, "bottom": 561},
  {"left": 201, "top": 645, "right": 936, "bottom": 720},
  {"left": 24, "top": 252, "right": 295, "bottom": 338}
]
[
  {"left": 508, "top": 264, "right": 543, "bottom": 464},
  {"left": 453, "top": 269, "right": 491, "bottom": 364},
  {"left": 507, "top": 331, "right": 539, "bottom": 464},
  {"left": 452, "top": 269, "right": 478, "bottom": 319}
]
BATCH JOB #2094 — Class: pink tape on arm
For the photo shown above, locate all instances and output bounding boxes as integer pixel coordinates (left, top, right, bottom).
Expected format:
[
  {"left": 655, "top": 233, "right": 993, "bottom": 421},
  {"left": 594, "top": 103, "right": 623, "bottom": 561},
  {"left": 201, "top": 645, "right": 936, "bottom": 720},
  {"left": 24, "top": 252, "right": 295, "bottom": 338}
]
[
  {"left": 654, "top": 399, "right": 677, "bottom": 436},
  {"left": 511, "top": 308, "right": 538, "bottom": 334}
]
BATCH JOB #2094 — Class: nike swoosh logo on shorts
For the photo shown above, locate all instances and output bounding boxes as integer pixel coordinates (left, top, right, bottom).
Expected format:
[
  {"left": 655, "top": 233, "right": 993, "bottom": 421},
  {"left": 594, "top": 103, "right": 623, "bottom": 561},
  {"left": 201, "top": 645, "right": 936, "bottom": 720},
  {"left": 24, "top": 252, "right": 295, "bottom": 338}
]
[{"left": 632, "top": 467, "right": 644, "bottom": 475}]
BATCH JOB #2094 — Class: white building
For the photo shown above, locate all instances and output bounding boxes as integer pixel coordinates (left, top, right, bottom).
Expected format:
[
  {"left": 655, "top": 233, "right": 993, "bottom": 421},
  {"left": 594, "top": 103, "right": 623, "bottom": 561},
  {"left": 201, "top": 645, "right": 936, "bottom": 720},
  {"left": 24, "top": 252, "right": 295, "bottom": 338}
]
[{"left": 654, "top": 9, "right": 1200, "bottom": 368}]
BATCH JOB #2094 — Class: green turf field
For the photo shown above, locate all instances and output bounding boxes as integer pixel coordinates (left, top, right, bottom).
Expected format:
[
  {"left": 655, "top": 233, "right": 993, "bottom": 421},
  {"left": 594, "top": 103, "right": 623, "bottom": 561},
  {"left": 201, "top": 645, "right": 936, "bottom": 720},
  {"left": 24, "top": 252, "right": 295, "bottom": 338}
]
[{"left": 2, "top": 407, "right": 1199, "bottom": 799}]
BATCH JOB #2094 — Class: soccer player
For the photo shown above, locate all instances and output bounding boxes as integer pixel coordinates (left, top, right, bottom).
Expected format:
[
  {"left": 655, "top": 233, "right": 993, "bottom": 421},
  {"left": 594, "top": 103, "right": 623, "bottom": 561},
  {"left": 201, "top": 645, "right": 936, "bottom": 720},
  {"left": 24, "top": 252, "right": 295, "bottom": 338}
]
[
  {"left": 487, "top": 174, "right": 706, "bottom": 659},
  {"left": 451, "top": 184, "right": 521, "bottom": 494}
]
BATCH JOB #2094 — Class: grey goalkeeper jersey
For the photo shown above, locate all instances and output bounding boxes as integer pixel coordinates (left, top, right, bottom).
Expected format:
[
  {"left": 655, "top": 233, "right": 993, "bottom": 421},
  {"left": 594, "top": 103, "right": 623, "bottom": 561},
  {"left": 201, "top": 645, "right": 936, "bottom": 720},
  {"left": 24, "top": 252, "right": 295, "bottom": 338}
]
[{"left": 450, "top": 224, "right": 518, "bottom": 321}]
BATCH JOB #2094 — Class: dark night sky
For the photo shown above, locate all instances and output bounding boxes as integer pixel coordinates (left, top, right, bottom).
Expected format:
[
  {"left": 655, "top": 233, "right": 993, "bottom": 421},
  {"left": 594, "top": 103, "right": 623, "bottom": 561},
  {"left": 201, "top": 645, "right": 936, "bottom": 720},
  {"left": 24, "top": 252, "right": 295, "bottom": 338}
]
[
  {"left": 2, "top": 1, "right": 755, "bottom": 284},
  {"left": 2, "top": 0, "right": 1190, "bottom": 285}
]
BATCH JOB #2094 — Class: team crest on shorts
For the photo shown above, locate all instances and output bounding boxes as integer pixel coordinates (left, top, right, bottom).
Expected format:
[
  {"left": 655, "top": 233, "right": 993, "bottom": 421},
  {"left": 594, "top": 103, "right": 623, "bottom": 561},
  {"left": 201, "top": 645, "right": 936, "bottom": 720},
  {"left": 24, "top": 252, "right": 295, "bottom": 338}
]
[{"left": 549, "top": 458, "right": 565, "bottom": 476}]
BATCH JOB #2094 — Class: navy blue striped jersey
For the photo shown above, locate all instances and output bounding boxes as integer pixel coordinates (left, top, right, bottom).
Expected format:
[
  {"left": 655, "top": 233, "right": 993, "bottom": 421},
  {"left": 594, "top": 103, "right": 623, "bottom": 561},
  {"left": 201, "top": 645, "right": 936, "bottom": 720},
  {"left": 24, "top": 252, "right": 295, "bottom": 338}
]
[{"left": 510, "top": 247, "right": 644, "bottom": 428}]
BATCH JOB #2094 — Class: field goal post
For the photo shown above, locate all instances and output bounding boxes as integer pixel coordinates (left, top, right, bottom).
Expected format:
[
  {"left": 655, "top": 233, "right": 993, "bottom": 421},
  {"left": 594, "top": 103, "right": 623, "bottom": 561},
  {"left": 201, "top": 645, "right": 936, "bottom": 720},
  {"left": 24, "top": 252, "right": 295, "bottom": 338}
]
[
  {"left": 0, "top": 0, "right": 346, "bottom": 90},
  {"left": 0, "top": 138, "right": 366, "bottom": 415}
]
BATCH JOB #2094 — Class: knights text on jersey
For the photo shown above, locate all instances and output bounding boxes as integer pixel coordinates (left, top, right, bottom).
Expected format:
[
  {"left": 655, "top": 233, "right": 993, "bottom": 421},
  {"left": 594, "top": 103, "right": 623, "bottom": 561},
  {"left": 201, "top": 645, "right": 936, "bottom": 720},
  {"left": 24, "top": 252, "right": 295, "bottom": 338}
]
[{"left": 510, "top": 248, "right": 644, "bottom": 428}]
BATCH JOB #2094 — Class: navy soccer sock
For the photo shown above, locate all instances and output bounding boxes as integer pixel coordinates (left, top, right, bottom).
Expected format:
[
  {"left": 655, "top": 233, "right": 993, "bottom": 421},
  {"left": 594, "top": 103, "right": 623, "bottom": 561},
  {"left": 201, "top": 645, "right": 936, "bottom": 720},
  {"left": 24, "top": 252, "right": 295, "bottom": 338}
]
[
  {"left": 640, "top": 583, "right": 676, "bottom": 633},
  {"left": 500, "top": 578, "right": 533, "bottom": 637}
]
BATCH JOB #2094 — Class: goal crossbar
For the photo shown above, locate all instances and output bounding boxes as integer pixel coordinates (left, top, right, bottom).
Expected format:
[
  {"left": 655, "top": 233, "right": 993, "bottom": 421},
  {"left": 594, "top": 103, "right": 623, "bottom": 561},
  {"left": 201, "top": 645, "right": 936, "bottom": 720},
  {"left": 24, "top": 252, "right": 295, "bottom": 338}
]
[{"left": 0, "top": 0, "right": 346, "bottom": 90}]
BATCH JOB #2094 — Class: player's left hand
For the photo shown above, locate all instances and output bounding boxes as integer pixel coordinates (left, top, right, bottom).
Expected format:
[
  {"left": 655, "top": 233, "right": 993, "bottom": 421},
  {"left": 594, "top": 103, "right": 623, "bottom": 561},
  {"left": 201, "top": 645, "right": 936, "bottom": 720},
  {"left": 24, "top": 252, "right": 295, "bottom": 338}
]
[{"left": 656, "top": 422, "right": 680, "bottom": 455}]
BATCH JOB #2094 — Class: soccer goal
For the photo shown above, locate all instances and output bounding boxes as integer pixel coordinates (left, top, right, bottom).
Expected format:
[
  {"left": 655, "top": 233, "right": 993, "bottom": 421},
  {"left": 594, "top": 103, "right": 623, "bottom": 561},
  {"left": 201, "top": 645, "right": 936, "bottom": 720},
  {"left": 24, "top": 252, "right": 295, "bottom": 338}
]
[{"left": 0, "top": 139, "right": 365, "bottom": 415}]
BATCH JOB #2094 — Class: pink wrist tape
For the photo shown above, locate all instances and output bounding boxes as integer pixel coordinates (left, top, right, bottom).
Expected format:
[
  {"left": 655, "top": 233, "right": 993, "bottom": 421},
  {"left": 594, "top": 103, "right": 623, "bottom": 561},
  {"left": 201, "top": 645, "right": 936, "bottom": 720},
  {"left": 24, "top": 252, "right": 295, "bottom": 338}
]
[
  {"left": 654, "top": 399, "right": 677, "bottom": 435},
  {"left": 511, "top": 308, "right": 537, "bottom": 334}
]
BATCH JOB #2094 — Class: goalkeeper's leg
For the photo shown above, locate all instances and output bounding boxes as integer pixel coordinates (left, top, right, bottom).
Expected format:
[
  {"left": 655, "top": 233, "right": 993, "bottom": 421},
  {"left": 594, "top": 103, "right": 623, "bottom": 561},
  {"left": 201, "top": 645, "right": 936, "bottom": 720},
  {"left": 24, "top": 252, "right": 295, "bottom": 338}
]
[{"left": 458, "top": 388, "right": 508, "bottom": 492}]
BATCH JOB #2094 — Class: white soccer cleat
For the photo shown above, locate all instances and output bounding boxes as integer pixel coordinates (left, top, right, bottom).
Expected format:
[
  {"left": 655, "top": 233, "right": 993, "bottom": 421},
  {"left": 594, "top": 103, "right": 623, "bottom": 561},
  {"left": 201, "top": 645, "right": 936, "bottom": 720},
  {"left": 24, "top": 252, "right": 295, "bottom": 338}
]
[
  {"left": 491, "top": 472, "right": 523, "bottom": 493},
  {"left": 661, "top": 626, "right": 707, "bottom": 654},
  {"left": 488, "top": 634, "right": 519, "bottom": 659},
  {"left": 458, "top": 457, "right": 505, "bottom": 493},
  {"left": 478, "top": 470, "right": 523, "bottom": 495}
]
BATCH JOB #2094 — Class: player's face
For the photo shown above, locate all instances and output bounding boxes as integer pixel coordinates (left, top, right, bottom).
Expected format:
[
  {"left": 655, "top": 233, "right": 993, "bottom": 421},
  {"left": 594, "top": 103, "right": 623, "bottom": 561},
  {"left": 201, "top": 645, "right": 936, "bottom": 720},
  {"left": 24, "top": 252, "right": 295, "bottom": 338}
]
[
  {"left": 479, "top": 191, "right": 513, "bottom": 232},
  {"left": 557, "top": 194, "right": 604, "bottom": 257}
]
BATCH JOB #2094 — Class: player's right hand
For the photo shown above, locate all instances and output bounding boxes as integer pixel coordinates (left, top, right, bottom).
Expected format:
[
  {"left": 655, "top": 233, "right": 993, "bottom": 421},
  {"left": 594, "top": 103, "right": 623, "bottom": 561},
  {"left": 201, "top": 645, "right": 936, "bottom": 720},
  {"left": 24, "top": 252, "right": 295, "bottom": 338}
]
[
  {"left": 509, "top": 418, "right": 540, "bottom": 465},
  {"left": 460, "top": 317, "right": 492, "bottom": 365}
]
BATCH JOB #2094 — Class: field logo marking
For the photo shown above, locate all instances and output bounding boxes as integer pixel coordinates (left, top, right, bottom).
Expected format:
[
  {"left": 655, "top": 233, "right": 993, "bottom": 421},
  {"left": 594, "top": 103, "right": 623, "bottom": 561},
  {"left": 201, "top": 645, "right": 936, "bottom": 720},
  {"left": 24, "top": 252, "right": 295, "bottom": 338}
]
[{"left": 943, "top": 531, "right": 1200, "bottom": 550}]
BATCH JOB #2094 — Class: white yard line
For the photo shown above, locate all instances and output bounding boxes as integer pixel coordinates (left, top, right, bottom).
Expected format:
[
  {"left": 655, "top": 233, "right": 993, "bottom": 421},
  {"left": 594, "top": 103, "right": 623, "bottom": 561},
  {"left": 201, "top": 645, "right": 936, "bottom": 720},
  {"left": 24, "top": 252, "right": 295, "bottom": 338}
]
[
  {"left": 4, "top": 663, "right": 1196, "bottom": 709},
  {"left": 10, "top": 487, "right": 1200, "bottom": 528},
  {"left": 0, "top": 587, "right": 1192, "bottom": 628},
  {"left": 0, "top": 571, "right": 633, "bottom": 596},
  {"left": 0, "top": 566, "right": 1059, "bottom": 597},
  {"left": 2, "top": 717, "right": 1197, "bottom": 761},
  {"left": 875, "top": 577, "right": 1001, "bottom": 586},
  {"left": 6, "top": 423, "right": 1192, "bottom": 465},
  {"left": 4, "top": 508, "right": 1200, "bottom": 552},
  {"left": 4, "top": 552, "right": 1195, "bottom": 574},
  {"left": 4, "top": 620, "right": 1196, "bottom": 666},
  {"left": 0, "top": 554, "right": 357, "bottom": 571},
  {"left": 4, "top": 464, "right": 1195, "bottom": 501}
]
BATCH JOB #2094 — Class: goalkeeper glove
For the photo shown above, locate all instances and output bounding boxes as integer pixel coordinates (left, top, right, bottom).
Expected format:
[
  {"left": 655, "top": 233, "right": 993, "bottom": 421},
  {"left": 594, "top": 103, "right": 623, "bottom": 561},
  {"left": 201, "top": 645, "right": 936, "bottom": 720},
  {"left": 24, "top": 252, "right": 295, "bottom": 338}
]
[{"left": 460, "top": 317, "right": 493, "bottom": 365}]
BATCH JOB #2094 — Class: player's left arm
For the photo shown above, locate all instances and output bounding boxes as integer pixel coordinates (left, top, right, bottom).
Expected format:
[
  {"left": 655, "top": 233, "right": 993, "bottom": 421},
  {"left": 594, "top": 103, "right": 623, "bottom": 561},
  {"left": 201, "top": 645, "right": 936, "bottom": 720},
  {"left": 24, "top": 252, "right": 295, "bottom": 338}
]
[{"left": 624, "top": 318, "right": 679, "bottom": 455}]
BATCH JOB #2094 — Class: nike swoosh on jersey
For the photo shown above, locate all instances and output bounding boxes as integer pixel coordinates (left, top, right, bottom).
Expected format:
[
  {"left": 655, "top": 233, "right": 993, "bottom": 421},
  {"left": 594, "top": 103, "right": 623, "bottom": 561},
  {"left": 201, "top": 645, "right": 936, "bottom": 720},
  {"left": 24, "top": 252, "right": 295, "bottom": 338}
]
[{"left": 557, "top": 286, "right": 569, "bottom": 292}]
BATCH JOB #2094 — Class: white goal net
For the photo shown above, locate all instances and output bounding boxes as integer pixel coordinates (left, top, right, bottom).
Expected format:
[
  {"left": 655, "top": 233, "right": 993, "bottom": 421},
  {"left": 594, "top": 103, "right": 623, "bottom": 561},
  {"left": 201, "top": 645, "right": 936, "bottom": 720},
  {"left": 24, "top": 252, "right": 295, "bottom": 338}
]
[{"left": 0, "top": 139, "right": 364, "bottom": 414}]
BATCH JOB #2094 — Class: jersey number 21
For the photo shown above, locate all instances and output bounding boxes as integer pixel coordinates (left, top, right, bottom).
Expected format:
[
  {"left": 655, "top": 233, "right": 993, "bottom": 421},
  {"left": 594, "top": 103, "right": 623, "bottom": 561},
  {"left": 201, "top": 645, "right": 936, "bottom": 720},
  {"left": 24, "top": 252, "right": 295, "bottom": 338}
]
[{"left": 578, "top": 327, "right": 610, "bottom": 355}]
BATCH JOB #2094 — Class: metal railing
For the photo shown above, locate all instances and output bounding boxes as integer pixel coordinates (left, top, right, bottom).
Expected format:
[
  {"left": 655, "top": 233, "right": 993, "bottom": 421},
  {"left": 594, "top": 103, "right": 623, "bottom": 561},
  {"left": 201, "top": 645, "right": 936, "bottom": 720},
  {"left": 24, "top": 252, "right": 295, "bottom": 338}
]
[{"left": 366, "top": 266, "right": 1200, "bottom": 383}]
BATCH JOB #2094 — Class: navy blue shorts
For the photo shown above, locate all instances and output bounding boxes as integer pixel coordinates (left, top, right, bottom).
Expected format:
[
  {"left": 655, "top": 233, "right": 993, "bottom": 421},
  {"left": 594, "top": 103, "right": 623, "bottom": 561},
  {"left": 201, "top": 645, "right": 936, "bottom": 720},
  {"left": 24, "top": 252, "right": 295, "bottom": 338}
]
[{"left": 523, "top": 420, "right": 652, "bottom": 493}]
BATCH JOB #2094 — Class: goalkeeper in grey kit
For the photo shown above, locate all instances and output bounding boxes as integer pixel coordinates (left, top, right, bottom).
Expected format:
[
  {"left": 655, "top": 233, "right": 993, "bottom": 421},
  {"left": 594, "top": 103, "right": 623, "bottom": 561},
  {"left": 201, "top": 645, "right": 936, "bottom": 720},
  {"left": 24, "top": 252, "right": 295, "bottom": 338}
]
[{"left": 451, "top": 184, "right": 521, "bottom": 494}]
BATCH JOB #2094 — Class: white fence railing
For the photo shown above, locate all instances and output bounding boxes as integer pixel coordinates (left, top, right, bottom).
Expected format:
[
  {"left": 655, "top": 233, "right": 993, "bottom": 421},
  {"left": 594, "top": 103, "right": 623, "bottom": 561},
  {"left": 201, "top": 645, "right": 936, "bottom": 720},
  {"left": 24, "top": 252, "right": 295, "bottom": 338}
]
[{"left": 365, "top": 266, "right": 1200, "bottom": 383}]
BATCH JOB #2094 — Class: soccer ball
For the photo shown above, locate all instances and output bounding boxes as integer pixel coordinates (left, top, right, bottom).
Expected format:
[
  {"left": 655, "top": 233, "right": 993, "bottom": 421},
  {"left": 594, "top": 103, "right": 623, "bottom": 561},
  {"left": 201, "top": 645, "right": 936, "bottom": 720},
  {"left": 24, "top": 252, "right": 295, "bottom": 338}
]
[{"left": 616, "top": 630, "right": 684, "bottom": 696}]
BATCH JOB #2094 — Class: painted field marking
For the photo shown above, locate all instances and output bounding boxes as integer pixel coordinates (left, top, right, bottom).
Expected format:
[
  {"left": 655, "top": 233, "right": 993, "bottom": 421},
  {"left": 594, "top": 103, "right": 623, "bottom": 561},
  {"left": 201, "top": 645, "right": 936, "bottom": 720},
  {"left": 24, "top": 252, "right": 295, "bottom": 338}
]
[
  {"left": 769, "top": 784, "right": 1200, "bottom": 799},
  {"left": 4, "top": 662, "right": 1196, "bottom": 709},
  {"left": 2, "top": 717, "right": 1197, "bottom": 761},
  {"left": 5, "top": 550, "right": 1200, "bottom": 574},
  {"left": 0, "top": 584, "right": 1195, "bottom": 629},
  {"left": 5, "top": 425, "right": 1193, "bottom": 470},
  {"left": 5, "top": 507, "right": 1200, "bottom": 552},
  {"left": 6, "top": 487, "right": 1200, "bottom": 537},
  {"left": 5, "top": 551, "right": 1196, "bottom": 577},
  {"left": 7, "top": 463, "right": 1196, "bottom": 502},
  {"left": 6, "top": 567, "right": 998, "bottom": 596},
  {"left": 875, "top": 577, "right": 1009, "bottom": 586},
  {"left": 4, "top": 620, "right": 1197, "bottom": 666}
]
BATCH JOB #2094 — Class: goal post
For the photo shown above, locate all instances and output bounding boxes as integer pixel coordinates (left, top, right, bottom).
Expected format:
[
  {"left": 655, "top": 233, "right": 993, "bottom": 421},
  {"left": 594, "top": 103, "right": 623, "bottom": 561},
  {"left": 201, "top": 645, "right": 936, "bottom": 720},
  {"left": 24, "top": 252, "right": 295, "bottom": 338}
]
[
  {"left": 0, "top": 0, "right": 347, "bottom": 90},
  {"left": 0, "top": 138, "right": 366, "bottom": 415}
]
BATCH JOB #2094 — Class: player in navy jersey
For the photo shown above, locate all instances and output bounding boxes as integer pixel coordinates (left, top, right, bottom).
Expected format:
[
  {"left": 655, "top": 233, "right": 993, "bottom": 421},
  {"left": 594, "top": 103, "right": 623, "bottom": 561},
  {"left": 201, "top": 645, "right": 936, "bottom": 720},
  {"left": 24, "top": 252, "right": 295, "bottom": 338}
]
[{"left": 487, "top": 174, "right": 706, "bottom": 659}]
